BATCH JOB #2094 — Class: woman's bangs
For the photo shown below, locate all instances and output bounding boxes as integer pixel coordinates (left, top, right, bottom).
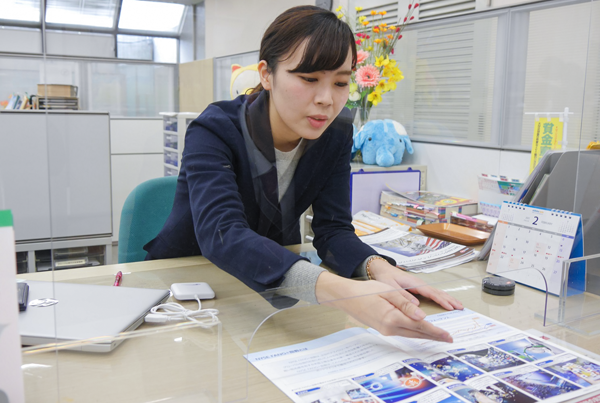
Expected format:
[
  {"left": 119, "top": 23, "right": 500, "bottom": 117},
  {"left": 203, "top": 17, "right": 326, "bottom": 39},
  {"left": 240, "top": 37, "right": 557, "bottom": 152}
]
[{"left": 289, "top": 22, "right": 356, "bottom": 73}]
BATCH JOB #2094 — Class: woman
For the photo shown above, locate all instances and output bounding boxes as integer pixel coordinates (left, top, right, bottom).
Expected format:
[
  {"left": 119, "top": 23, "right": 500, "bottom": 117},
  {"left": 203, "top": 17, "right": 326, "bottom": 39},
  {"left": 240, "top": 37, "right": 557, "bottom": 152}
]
[{"left": 145, "top": 5, "right": 462, "bottom": 341}]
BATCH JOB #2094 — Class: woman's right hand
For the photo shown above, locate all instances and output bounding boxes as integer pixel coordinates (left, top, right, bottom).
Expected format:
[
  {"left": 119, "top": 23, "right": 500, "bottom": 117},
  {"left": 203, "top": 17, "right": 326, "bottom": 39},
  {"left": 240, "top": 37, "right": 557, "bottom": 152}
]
[{"left": 315, "top": 271, "right": 453, "bottom": 342}]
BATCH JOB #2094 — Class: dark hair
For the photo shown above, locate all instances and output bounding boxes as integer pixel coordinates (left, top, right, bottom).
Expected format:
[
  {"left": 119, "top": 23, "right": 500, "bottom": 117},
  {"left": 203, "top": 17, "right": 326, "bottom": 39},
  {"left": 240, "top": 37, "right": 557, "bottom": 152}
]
[{"left": 250, "top": 5, "right": 357, "bottom": 94}]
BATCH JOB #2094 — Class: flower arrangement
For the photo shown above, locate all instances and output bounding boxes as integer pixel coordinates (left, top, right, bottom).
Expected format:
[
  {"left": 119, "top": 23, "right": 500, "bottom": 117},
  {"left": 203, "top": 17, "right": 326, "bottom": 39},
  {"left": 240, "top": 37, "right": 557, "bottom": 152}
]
[{"left": 336, "top": 2, "right": 419, "bottom": 126}]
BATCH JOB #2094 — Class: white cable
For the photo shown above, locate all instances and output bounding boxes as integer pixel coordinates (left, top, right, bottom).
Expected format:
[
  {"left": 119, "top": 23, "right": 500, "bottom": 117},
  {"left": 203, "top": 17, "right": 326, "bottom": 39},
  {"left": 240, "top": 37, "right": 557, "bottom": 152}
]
[{"left": 145, "top": 295, "right": 219, "bottom": 324}]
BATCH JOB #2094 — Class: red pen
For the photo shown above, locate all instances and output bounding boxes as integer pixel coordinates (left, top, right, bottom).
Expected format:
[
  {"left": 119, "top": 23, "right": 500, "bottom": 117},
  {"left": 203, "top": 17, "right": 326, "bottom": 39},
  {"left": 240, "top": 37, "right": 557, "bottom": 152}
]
[{"left": 113, "top": 271, "right": 122, "bottom": 286}]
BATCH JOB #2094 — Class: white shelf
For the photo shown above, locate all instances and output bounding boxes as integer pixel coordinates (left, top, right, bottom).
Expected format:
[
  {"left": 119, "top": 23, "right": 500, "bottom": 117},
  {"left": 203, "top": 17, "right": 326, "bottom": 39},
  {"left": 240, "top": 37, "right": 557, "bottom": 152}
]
[{"left": 161, "top": 113, "right": 196, "bottom": 176}]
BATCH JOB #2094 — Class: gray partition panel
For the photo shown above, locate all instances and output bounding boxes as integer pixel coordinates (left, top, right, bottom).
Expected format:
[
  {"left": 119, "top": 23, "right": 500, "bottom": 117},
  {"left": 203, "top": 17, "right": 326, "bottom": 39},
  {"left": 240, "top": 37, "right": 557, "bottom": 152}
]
[
  {"left": 47, "top": 113, "right": 112, "bottom": 238},
  {"left": 0, "top": 112, "right": 52, "bottom": 241}
]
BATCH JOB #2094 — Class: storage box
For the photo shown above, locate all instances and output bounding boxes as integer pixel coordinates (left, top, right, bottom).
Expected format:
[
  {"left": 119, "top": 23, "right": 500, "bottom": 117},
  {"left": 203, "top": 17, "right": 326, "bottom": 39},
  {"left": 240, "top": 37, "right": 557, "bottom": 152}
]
[{"left": 37, "top": 84, "right": 78, "bottom": 98}]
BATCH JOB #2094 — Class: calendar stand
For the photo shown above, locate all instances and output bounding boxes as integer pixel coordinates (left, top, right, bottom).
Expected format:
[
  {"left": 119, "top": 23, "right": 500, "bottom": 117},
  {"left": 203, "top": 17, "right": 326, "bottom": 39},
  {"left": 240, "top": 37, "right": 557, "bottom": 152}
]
[{"left": 486, "top": 202, "right": 584, "bottom": 297}]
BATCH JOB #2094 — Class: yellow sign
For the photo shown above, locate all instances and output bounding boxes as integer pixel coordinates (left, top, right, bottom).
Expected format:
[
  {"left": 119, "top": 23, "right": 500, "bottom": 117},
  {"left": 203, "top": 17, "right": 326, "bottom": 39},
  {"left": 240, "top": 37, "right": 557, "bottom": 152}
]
[{"left": 530, "top": 117, "right": 563, "bottom": 173}]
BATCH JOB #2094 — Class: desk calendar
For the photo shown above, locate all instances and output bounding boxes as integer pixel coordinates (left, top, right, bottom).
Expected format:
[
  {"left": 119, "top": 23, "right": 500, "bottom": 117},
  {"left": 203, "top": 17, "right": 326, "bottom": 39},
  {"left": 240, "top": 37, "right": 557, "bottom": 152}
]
[{"left": 487, "top": 202, "right": 584, "bottom": 296}]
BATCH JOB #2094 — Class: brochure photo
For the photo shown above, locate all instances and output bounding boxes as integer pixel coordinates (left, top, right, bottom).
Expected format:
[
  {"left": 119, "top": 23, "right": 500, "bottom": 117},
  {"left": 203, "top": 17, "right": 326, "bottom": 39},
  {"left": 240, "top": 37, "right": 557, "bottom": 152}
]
[{"left": 246, "top": 309, "right": 600, "bottom": 403}]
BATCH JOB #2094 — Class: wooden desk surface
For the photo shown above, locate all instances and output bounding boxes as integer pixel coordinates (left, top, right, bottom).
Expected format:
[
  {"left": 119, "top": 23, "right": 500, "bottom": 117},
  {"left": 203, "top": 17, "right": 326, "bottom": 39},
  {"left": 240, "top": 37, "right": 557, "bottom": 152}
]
[{"left": 18, "top": 246, "right": 600, "bottom": 402}]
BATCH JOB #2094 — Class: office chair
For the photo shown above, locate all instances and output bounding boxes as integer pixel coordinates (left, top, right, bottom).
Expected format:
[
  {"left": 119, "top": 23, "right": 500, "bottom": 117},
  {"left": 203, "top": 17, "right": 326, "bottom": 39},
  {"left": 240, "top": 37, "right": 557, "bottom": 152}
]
[{"left": 118, "top": 176, "right": 178, "bottom": 263}]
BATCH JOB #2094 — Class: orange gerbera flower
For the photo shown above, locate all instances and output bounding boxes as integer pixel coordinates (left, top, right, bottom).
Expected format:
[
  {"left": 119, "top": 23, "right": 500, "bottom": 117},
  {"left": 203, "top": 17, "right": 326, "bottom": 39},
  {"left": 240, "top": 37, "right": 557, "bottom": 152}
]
[
  {"left": 370, "top": 10, "right": 377, "bottom": 15},
  {"left": 379, "top": 11, "right": 387, "bottom": 15}
]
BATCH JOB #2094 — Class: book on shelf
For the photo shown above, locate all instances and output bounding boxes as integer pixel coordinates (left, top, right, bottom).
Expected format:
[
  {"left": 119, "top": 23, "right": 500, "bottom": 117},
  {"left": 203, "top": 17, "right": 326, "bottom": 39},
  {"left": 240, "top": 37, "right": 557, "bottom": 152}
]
[
  {"left": 3, "top": 93, "right": 32, "bottom": 110},
  {"left": 380, "top": 190, "right": 478, "bottom": 227},
  {"left": 37, "top": 84, "right": 78, "bottom": 98},
  {"left": 5, "top": 94, "right": 20, "bottom": 110}
]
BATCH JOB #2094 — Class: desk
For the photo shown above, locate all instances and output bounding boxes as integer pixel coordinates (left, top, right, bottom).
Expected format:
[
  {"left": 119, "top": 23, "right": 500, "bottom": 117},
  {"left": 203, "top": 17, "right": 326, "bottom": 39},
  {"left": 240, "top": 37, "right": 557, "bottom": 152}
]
[{"left": 17, "top": 245, "right": 600, "bottom": 402}]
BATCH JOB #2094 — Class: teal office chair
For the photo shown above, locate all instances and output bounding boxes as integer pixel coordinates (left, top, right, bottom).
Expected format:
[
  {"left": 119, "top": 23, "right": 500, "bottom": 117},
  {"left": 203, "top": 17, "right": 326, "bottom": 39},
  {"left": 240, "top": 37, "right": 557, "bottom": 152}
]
[{"left": 118, "top": 176, "right": 178, "bottom": 263}]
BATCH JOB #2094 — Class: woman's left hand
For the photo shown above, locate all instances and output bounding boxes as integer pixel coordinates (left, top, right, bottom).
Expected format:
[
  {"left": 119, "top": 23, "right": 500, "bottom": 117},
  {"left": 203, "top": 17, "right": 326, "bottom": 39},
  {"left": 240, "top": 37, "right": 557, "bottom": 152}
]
[{"left": 368, "top": 259, "right": 464, "bottom": 311}]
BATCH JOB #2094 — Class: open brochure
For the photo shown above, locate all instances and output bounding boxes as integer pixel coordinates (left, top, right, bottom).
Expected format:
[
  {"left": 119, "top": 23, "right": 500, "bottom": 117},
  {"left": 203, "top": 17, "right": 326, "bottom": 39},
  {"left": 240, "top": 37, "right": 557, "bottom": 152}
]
[
  {"left": 247, "top": 309, "right": 600, "bottom": 403},
  {"left": 358, "top": 228, "right": 478, "bottom": 273}
]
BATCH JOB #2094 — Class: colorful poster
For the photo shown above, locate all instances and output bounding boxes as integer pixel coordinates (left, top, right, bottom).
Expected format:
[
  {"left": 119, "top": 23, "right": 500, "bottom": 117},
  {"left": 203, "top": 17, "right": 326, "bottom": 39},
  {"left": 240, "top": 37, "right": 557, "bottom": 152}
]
[{"left": 248, "top": 309, "right": 600, "bottom": 403}]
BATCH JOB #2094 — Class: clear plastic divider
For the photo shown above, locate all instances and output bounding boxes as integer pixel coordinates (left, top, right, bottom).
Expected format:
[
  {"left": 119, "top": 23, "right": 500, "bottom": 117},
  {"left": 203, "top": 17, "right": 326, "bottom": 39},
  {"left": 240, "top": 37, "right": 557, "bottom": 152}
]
[
  {"left": 541, "top": 253, "right": 600, "bottom": 336},
  {"left": 22, "top": 320, "right": 221, "bottom": 402}
]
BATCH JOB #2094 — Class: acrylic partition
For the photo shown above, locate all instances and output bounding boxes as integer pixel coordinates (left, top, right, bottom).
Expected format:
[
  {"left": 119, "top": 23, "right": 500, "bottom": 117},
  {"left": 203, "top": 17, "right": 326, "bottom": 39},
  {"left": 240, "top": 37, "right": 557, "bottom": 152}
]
[
  {"left": 17, "top": 264, "right": 563, "bottom": 403},
  {"left": 527, "top": 0, "right": 600, "bottom": 337},
  {"left": 22, "top": 321, "right": 222, "bottom": 402},
  {"left": 545, "top": 253, "right": 600, "bottom": 336},
  {"left": 16, "top": 258, "right": 287, "bottom": 403}
]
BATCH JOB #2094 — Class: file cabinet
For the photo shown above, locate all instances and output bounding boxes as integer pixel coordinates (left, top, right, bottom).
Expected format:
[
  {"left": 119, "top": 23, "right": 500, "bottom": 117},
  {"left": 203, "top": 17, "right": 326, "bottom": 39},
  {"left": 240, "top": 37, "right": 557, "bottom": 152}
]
[{"left": 0, "top": 110, "right": 113, "bottom": 272}]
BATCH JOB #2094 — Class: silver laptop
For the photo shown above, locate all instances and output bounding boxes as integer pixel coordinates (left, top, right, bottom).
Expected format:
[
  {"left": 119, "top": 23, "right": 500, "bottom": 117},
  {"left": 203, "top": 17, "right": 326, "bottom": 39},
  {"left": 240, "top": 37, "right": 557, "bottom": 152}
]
[{"left": 19, "top": 280, "right": 170, "bottom": 353}]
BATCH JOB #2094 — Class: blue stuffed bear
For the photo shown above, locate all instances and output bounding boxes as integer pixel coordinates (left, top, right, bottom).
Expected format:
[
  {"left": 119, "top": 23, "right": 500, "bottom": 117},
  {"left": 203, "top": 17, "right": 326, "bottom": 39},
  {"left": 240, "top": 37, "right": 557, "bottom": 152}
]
[{"left": 352, "top": 119, "right": 414, "bottom": 167}]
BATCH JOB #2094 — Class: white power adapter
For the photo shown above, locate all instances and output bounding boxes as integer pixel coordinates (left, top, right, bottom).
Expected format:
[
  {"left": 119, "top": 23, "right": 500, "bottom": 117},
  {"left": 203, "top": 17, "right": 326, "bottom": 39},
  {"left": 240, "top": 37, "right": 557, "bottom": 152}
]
[
  {"left": 170, "top": 282, "right": 215, "bottom": 300},
  {"left": 145, "top": 282, "right": 218, "bottom": 324}
]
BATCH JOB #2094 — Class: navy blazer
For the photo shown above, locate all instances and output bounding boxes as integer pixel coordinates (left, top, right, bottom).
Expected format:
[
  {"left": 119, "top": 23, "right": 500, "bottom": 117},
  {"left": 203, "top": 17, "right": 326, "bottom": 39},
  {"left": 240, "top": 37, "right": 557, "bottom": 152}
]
[{"left": 144, "top": 91, "right": 387, "bottom": 302}]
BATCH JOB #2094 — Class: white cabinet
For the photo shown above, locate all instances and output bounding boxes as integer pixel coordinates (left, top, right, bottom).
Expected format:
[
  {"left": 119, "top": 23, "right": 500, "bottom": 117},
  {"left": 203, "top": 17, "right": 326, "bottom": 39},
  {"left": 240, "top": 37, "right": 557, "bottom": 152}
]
[
  {"left": 0, "top": 112, "right": 52, "bottom": 240},
  {"left": 0, "top": 110, "right": 113, "bottom": 272},
  {"left": 110, "top": 118, "right": 164, "bottom": 243},
  {"left": 47, "top": 113, "right": 112, "bottom": 238}
]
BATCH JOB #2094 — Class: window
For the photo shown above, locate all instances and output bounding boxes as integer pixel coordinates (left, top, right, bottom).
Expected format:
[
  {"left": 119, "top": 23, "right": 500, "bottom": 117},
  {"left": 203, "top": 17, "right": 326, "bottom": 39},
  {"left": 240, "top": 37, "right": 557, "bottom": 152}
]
[
  {"left": 0, "top": 55, "right": 177, "bottom": 116},
  {"left": 371, "top": 16, "right": 499, "bottom": 146},
  {"left": 504, "top": 1, "right": 600, "bottom": 149},
  {"left": 366, "top": 0, "right": 598, "bottom": 151},
  {"left": 1, "top": 0, "right": 40, "bottom": 23},
  {"left": 45, "top": 0, "right": 118, "bottom": 28},
  {"left": 118, "top": 0, "right": 185, "bottom": 34},
  {"left": 117, "top": 35, "right": 178, "bottom": 63}
]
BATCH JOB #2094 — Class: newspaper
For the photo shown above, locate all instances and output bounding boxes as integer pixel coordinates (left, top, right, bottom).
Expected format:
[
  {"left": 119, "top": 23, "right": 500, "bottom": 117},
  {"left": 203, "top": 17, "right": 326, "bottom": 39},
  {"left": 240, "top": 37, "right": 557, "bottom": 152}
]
[
  {"left": 247, "top": 309, "right": 600, "bottom": 403},
  {"left": 358, "top": 228, "right": 478, "bottom": 273}
]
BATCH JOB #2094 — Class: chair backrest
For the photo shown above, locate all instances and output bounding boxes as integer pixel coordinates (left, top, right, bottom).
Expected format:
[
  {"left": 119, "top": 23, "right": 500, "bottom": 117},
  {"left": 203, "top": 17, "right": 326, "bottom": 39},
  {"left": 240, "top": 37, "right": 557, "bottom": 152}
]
[{"left": 118, "top": 176, "right": 178, "bottom": 263}]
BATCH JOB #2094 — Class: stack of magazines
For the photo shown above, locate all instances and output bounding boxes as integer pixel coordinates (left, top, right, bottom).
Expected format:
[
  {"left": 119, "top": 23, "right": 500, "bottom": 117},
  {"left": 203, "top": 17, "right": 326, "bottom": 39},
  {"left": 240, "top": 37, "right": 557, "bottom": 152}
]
[
  {"left": 380, "top": 190, "right": 478, "bottom": 228},
  {"left": 359, "top": 227, "right": 478, "bottom": 273}
]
